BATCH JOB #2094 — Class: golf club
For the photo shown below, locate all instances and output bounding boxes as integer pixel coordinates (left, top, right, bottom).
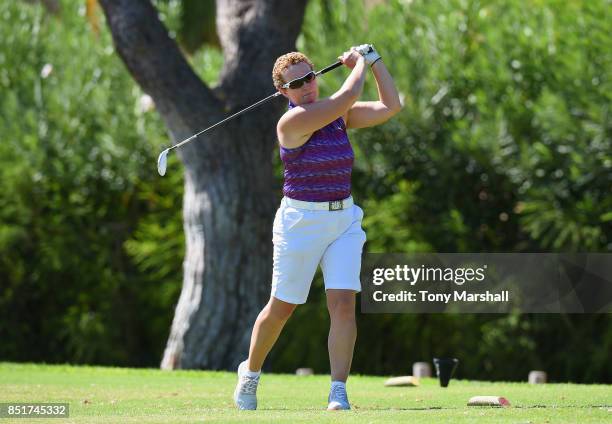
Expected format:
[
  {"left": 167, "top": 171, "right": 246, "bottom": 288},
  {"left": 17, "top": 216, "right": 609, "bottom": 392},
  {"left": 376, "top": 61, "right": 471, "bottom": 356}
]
[{"left": 157, "top": 60, "right": 344, "bottom": 176}]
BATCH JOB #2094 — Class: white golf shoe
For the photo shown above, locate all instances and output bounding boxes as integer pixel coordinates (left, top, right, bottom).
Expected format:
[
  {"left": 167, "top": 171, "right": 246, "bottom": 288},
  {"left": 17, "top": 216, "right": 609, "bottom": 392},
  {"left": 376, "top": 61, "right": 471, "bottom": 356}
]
[
  {"left": 327, "top": 383, "right": 350, "bottom": 410},
  {"left": 233, "top": 360, "right": 260, "bottom": 410}
]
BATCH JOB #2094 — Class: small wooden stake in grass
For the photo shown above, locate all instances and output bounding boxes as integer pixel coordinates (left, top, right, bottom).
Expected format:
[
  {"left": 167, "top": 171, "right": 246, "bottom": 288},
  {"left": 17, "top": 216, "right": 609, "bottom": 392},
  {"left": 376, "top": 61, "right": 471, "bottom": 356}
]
[
  {"left": 467, "top": 396, "right": 511, "bottom": 407},
  {"left": 384, "top": 376, "right": 420, "bottom": 387},
  {"left": 528, "top": 370, "right": 547, "bottom": 384},
  {"left": 413, "top": 362, "right": 432, "bottom": 378},
  {"left": 295, "top": 368, "right": 314, "bottom": 376}
]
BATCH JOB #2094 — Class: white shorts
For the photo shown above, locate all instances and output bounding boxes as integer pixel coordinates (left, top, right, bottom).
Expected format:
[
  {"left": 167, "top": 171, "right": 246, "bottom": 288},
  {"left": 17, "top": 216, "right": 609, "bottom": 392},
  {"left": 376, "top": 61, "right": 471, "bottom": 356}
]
[{"left": 271, "top": 196, "right": 367, "bottom": 304}]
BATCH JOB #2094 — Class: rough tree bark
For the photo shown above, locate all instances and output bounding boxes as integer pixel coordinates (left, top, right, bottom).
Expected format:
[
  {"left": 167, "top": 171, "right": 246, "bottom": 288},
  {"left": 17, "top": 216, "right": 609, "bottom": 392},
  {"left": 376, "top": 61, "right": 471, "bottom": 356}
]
[{"left": 99, "top": 0, "right": 308, "bottom": 369}]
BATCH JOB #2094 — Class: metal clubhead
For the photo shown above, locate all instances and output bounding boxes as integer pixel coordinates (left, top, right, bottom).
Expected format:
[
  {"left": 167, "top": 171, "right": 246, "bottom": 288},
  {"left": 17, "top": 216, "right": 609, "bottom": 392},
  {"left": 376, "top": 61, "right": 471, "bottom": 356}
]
[{"left": 157, "top": 148, "right": 169, "bottom": 176}]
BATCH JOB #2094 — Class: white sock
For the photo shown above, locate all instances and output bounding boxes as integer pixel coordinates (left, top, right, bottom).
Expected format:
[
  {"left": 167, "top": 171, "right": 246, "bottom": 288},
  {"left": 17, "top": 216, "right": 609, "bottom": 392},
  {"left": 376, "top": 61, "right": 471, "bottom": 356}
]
[
  {"left": 242, "top": 361, "right": 261, "bottom": 377},
  {"left": 245, "top": 369, "right": 260, "bottom": 378},
  {"left": 330, "top": 380, "right": 346, "bottom": 391}
]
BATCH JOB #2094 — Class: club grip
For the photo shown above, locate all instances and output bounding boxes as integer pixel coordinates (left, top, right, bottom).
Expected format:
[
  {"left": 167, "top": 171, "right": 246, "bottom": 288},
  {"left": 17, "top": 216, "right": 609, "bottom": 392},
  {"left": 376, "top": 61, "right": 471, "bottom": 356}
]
[{"left": 317, "top": 61, "right": 343, "bottom": 75}]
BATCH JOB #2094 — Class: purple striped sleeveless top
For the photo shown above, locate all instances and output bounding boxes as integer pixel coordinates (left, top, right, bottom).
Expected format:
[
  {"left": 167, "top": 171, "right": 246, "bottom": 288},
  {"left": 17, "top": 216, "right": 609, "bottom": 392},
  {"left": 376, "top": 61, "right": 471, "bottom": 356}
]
[{"left": 279, "top": 101, "right": 354, "bottom": 202}]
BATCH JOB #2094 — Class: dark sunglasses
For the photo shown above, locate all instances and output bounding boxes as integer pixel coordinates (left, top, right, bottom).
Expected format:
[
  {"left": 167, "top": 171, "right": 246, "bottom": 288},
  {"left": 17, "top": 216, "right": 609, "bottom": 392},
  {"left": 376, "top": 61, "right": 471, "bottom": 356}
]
[{"left": 282, "top": 71, "right": 316, "bottom": 89}]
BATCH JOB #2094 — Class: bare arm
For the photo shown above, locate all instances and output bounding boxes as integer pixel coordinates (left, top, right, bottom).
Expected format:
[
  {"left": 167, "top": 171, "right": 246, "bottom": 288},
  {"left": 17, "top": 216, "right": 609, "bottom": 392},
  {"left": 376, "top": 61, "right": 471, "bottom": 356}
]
[
  {"left": 344, "top": 59, "right": 402, "bottom": 129},
  {"left": 278, "top": 54, "right": 367, "bottom": 149}
]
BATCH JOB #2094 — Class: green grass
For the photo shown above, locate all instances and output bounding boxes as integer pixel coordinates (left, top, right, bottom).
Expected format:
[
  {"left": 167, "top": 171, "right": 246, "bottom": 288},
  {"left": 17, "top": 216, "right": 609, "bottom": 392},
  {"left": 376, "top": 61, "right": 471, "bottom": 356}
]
[{"left": 1, "top": 362, "right": 610, "bottom": 423}]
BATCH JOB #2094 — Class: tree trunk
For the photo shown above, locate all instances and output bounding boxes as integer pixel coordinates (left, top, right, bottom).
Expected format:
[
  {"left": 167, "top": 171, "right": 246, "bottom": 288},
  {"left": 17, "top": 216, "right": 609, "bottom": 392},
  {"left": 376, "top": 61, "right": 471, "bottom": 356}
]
[{"left": 99, "top": 0, "right": 308, "bottom": 369}]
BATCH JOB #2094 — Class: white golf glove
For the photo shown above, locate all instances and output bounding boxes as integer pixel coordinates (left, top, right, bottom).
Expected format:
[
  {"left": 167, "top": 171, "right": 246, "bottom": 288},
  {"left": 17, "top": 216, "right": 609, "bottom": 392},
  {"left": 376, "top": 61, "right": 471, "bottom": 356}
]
[{"left": 353, "top": 44, "right": 382, "bottom": 66}]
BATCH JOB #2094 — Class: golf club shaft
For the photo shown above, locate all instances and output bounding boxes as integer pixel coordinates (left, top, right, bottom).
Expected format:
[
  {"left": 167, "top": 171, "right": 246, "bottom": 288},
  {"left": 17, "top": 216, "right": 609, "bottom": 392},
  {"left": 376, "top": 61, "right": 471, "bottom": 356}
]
[
  {"left": 317, "top": 61, "right": 343, "bottom": 75},
  {"left": 169, "top": 91, "right": 281, "bottom": 152},
  {"left": 168, "top": 60, "right": 343, "bottom": 152}
]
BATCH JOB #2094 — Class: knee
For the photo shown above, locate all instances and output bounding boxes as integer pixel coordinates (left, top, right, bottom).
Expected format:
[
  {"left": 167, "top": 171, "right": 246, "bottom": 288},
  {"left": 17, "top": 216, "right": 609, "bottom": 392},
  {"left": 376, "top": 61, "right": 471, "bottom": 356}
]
[
  {"left": 272, "top": 306, "right": 295, "bottom": 322},
  {"left": 328, "top": 297, "right": 355, "bottom": 321},
  {"left": 264, "top": 299, "right": 297, "bottom": 322}
]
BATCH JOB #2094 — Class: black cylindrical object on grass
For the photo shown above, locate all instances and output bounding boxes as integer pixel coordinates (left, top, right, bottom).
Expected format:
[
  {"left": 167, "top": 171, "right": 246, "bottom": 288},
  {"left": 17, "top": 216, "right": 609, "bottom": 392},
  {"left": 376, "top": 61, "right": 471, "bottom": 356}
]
[{"left": 433, "top": 357, "right": 459, "bottom": 387}]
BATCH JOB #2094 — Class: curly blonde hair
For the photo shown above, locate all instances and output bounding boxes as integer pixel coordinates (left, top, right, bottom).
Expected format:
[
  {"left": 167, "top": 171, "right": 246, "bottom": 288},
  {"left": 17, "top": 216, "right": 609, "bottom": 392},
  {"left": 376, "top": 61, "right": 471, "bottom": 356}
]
[{"left": 272, "top": 52, "right": 314, "bottom": 89}]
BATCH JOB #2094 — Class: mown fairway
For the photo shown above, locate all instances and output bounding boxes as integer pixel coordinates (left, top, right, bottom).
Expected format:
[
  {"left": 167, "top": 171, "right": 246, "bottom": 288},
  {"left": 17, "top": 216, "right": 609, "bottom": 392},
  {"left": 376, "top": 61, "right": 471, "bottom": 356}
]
[{"left": 1, "top": 363, "right": 610, "bottom": 423}]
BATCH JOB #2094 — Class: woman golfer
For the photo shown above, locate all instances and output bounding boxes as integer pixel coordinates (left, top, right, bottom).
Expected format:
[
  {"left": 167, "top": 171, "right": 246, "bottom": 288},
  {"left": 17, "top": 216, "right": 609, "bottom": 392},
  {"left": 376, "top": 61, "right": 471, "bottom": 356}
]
[{"left": 234, "top": 44, "right": 401, "bottom": 410}]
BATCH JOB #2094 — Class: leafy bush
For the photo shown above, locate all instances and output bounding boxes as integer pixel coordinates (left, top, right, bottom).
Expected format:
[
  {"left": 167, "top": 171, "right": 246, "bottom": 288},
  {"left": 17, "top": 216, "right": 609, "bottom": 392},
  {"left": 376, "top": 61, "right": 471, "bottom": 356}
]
[{"left": 0, "top": 0, "right": 185, "bottom": 366}]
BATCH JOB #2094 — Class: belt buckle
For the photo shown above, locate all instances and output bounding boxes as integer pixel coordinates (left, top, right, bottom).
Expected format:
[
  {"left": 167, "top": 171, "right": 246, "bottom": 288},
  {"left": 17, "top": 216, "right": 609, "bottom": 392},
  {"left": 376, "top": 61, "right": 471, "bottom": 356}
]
[{"left": 328, "top": 200, "right": 343, "bottom": 211}]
